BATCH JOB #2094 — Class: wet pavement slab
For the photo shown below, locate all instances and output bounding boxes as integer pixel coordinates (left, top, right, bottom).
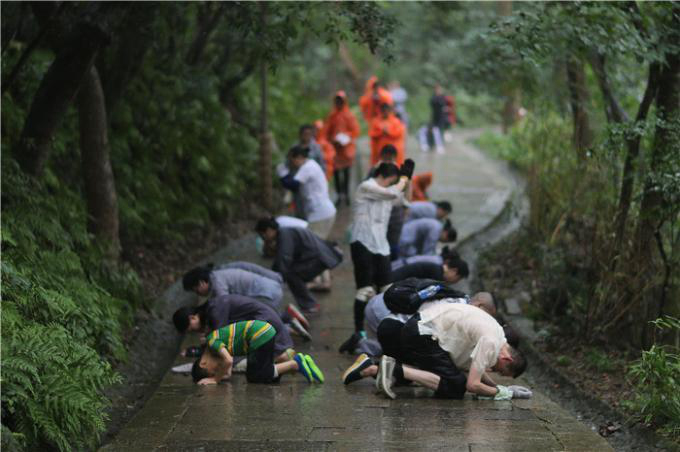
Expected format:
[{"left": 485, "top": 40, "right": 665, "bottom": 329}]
[{"left": 102, "top": 131, "right": 613, "bottom": 451}]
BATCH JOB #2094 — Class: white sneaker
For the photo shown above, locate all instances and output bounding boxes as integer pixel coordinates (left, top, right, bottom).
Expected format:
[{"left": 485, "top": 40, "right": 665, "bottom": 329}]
[
  {"left": 376, "top": 355, "right": 397, "bottom": 399},
  {"left": 171, "top": 363, "right": 193, "bottom": 374},
  {"left": 289, "top": 318, "right": 312, "bottom": 342},
  {"left": 233, "top": 358, "right": 248, "bottom": 373}
]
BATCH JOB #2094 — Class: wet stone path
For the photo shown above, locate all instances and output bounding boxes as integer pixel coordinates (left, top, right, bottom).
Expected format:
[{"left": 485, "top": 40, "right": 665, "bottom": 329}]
[{"left": 102, "top": 130, "right": 613, "bottom": 451}]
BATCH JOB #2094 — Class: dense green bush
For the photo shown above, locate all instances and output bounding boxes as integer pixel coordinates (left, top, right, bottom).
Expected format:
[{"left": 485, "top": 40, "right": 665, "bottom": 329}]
[
  {"left": 1, "top": 159, "right": 139, "bottom": 450},
  {"left": 626, "top": 317, "right": 680, "bottom": 440}
]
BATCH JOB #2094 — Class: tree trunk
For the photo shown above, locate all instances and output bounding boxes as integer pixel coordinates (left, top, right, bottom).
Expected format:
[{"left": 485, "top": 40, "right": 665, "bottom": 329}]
[
  {"left": 15, "top": 22, "right": 109, "bottom": 177},
  {"left": 498, "top": 0, "right": 521, "bottom": 133},
  {"left": 613, "top": 62, "right": 659, "bottom": 252},
  {"left": 185, "top": 3, "right": 225, "bottom": 66},
  {"left": 589, "top": 53, "right": 629, "bottom": 123},
  {"left": 565, "top": 55, "right": 594, "bottom": 160},
  {"left": 78, "top": 66, "right": 120, "bottom": 260},
  {"left": 634, "top": 25, "right": 680, "bottom": 346},
  {"left": 259, "top": 3, "right": 272, "bottom": 210}
]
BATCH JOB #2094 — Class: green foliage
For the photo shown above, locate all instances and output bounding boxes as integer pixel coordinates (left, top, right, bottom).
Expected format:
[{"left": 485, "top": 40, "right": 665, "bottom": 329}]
[
  {"left": 584, "top": 349, "right": 617, "bottom": 373},
  {"left": 1, "top": 159, "right": 137, "bottom": 451},
  {"left": 626, "top": 317, "right": 680, "bottom": 439}
]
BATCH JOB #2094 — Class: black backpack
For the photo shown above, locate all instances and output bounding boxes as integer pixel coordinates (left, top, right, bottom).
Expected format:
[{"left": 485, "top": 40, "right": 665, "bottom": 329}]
[{"left": 384, "top": 277, "right": 467, "bottom": 314}]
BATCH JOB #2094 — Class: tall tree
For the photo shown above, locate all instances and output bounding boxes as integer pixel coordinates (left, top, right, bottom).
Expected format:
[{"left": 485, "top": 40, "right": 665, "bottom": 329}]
[
  {"left": 15, "top": 21, "right": 109, "bottom": 176},
  {"left": 78, "top": 66, "right": 120, "bottom": 260}
]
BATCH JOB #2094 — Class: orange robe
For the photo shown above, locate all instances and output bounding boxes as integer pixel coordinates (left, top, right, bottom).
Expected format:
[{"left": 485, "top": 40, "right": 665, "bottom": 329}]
[
  {"left": 411, "top": 172, "right": 433, "bottom": 201},
  {"left": 324, "top": 95, "right": 360, "bottom": 170},
  {"left": 359, "top": 77, "right": 393, "bottom": 125},
  {"left": 369, "top": 113, "right": 406, "bottom": 166},
  {"left": 315, "top": 120, "right": 336, "bottom": 180}
]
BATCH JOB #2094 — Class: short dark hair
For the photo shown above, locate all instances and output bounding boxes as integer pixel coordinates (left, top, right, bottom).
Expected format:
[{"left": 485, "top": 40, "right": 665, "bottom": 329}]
[
  {"left": 373, "top": 162, "right": 400, "bottom": 179},
  {"left": 191, "top": 357, "right": 211, "bottom": 383},
  {"left": 441, "top": 219, "right": 457, "bottom": 242},
  {"left": 440, "top": 245, "right": 460, "bottom": 260},
  {"left": 255, "top": 217, "right": 279, "bottom": 234},
  {"left": 173, "top": 306, "right": 195, "bottom": 333},
  {"left": 379, "top": 144, "right": 398, "bottom": 159},
  {"left": 299, "top": 124, "right": 314, "bottom": 135},
  {"left": 444, "top": 254, "right": 469, "bottom": 278},
  {"left": 288, "top": 145, "right": 308, "bottom": 159},
  {"left": 508, "top": 346, "right": 527, "bottom": 378},
  {"left": 435, "top": 201, "right": 452, "bottom": 213},
  {"left": 182, "top": 266, "right": 212, "bottom": 291},
  {"left": 503, "top": 324, "right": 520, "bottom": 348}
]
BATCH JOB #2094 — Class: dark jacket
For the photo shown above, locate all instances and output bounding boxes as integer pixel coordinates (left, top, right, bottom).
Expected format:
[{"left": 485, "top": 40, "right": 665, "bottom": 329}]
[
  {"left": 274, "top": 227, "right": 342, "bottom": 277},
  {"left": 390, "top": 261, "right": 443, "bottom": 283}
]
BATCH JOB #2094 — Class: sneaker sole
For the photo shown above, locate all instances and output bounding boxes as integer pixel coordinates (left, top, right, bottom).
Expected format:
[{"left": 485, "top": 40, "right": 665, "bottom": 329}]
[
  {"left": 304, "top": 355, "right": 325, "bottom": 383},
  {"left": 287, "top": 305, "right": 310, "bottom": 329},
  {"left": 380, "top": 356, "right": 397, "bottom": 399}
]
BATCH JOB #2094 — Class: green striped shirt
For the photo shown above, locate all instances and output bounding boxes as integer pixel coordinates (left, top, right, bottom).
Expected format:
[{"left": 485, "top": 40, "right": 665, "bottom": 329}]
[{"left": 206, "top": 320, "right": 277, "bottom": 356}]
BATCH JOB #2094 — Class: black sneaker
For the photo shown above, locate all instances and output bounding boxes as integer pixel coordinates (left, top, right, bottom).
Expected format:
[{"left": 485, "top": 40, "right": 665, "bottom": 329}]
[
  {"left": 342, "top": 354, "right": 372, "bottom": 385},
  {"left": 338, "top": 332, "right": 361, "bottom": 354}
]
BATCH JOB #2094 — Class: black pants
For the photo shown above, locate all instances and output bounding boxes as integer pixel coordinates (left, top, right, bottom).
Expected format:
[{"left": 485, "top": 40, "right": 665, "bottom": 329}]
[
  {"left": 246, "top": 337, "right": 280, "bottom": 384},
  {"left": 350, "top": 241, "right": 391, "bottom": 289},
  {"left": 377, "top": 318, "right": 407, "bottom": 362},
  {"left": 334, "top": 168, "right": 351, "bottom": 199},
  {"left": 400, "top": 314, "right": 467, "bottom": 399},
  {"left": 283, "top": 258, "right": 326, "bottom": 310},
  {"left": 387, "top": 205, "right": 406, "bottom": 260}
]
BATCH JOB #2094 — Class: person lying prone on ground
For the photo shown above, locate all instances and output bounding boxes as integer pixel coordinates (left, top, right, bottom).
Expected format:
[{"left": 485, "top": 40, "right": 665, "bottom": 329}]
[{"left": 192, "top": 320, "right": 323, "bottom": 385}]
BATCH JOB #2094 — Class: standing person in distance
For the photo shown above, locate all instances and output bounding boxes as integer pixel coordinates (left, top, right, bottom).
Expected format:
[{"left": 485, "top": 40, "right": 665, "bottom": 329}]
[
  {"left": 369, "top": 103, "right": 406, "bottom": 166},
  {"left": 324, "top": 91, "right": 360, "bottom": 207}
]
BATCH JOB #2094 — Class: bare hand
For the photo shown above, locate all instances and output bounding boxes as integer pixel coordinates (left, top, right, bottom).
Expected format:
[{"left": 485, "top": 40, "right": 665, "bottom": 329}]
[{"left": 197, "top": 378, "right": 217, "bottom": 385}]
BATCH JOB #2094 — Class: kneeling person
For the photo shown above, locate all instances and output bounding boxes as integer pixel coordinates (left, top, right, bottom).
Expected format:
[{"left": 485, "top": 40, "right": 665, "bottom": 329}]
[{"left": 192, "top": 320, "right": 324, "bottom": 385}]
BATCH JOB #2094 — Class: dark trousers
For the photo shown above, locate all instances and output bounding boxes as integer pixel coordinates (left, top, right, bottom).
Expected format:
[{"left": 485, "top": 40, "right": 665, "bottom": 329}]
[
  {"left": 400, "top": 314, "right": 467, "bottom": 399},
  {"left": 246, "top": 338, "right": 280, "bottom": 384},
  {"left": 377, "top": 318, "right": 407, "bottom": 362},
  {"left": 350, "top": 241, "right": 391, "bottom": 289},
  {"left": 387, "top": 205, "right": 406, "bottom": 260},
  {"left": 334, "top": 168, "right": 351, "bottom": 199},
  {"left": 282, "top": 258, "right": 326, "bottom": 310}
]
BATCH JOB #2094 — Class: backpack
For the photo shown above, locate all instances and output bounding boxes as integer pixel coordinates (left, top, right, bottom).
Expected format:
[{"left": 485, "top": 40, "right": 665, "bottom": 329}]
[{"left": 383, "top": 277, "right": 467, "bottom": 314}]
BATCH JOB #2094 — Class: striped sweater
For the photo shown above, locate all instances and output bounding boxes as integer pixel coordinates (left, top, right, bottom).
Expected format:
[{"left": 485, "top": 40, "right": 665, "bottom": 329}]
[{"left": 206, "top": 320, "right": 277, "bottom": 356}]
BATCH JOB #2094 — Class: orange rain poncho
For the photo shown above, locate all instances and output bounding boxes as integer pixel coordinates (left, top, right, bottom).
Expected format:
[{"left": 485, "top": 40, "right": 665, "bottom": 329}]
[
  {"left": 359, "top": 76, "right": 393, "bottom": 125},
  {"left": 411, "top": 172, "right": 433, "bottom": 201},
  {"left": 368, "top": 112, "right": 406, "bottom": 166},
  {"left": 323, "top": 91, "right": 360, "bottom": 170},
  {"left": 314, "top": 119, "right": 335, "bottom": 180}
]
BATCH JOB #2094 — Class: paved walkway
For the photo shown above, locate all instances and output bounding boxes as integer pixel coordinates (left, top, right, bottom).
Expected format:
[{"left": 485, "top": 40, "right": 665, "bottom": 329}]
[{"left": 102, "top": 130, "right": 612, "bottom": 451}]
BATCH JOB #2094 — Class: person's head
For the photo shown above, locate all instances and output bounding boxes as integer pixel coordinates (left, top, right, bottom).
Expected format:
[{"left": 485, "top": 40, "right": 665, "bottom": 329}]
[
  {"left": 435, "top": 201, "right": 452, "bottom": 219},
  {"left": 172, "top": 306, "right": 203, "bottom": 333},
  {"left": 442, "top": 253, "right": 469, "bottom": 284},
  {"left": 334, "top": 90, "right": 347, "bottom": 108},
  {"left": 299, "top": 124, "right": 315, "bottom": 145},
  {"left": 288, "top": 145, "right": 308, "bottom": 169},
  {"left": 373, "top": 162, "right": 400, "bottom": 187},
  {"left": 503, "top": 324, "right": 521, "bottom": 348},
  {"left": 255, "top": 217, "right": 279, "bottom": 242},
  {"left": 191, "top": 349, "right": 226, "bottom": 383},
  {"left": 440, "top": 245, "right": 459, "bottom": 260},
  {"left": 380, "top": 103, "right": 392, "bottom": 118},
  {"left": 373, "top": 79, "right": 382, "bottom": 93},
  {"left": 492, "top": 344, "right": 527, "bottom": 378},
  {"left": 434, "top": 83, "right": 442, "bottom": 95},
  {"left": 379, "top": 145, "right": 398, "bottom": 163},
  {"left": 182, "top": 266, "right": 213, "bottom": 295},
  {"left": 470, "top": 292, "right": 496, "bottom": 316},
  {"left": 440, "top": 220, "right": 457, "bottom": 243}
]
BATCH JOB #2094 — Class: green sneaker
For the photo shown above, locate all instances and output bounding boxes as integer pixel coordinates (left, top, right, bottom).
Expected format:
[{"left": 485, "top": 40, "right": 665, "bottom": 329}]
[
  {"left": 294, "top": 353, "right": 312, "bottom": 383},
  {"left": 304, "top": 354, "right": 325, "bottom": 383}
]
